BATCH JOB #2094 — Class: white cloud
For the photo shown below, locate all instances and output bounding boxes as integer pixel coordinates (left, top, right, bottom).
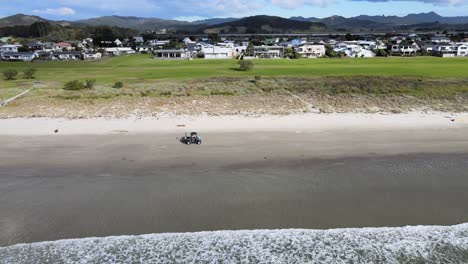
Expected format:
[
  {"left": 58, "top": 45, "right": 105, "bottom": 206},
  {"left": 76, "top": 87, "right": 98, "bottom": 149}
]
[
  {"left": 33, "top": 7, "right": 75, "bottom": 16},
  {"left": 58, "top": 0, "right": 261, "bottom": 17},
  {"left": 270, "top": 0, "right": 334, "bottom": 8}
]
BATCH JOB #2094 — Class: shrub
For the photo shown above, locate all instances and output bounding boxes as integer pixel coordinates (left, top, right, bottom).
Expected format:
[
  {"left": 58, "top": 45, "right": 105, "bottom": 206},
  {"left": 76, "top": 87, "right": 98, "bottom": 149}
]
[
  {"left": 113, "top": 81, "right": 123, "bottom": 88},
  {"left": 3, "top": 69, "right": 18, "bottom": 80},
  {"left": 63, "top": 80, "right": 84, "bottom": 90},
  {"left": 84, "top": 79, "right": 96, "bottom": 89},
  {"left": 159, "top": 91, "right": 172, "bottom": 96},
  {"left": 238, "top": 60, "right": 254, "bottom": 71},
  {"left": 23, "top": 68, "right": 37, "bottom": 79}
]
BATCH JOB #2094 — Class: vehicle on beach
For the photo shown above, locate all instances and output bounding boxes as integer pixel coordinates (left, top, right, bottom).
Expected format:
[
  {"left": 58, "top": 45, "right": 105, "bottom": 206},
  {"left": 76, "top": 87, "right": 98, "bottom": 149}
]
[{"left": 179, "top": 132, "right": 202, "bottom": 145}]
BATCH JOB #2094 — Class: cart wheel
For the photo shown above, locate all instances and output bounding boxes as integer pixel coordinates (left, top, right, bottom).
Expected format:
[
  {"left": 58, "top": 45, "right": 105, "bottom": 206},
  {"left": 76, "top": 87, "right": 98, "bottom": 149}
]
[
  {"left": 186, "top": 141, "right": 191, "bottom": 145},
  {"left": 197, "top": 141, "right": 202, "bottom": 145}
]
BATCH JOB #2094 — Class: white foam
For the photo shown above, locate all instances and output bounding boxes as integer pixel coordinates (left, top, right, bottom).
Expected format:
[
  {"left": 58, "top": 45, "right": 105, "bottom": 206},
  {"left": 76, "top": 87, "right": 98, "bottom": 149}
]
[{"left": 1, "top": 224, "right": 467, "bottom": 263}]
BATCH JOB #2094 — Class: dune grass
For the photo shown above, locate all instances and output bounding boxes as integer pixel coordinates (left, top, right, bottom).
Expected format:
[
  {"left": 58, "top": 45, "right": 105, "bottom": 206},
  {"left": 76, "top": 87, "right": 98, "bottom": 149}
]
[{"left": 1, "top": 55, "right": 468, "bottom": 89}]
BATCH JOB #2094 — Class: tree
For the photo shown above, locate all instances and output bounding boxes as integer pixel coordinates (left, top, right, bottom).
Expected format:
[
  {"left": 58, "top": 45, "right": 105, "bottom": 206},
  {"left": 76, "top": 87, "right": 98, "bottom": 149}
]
[
  {"left": 29, "top": 22, "right": 52, "bottom": 37},
  {"left": 238, "top": 60, "right": 254, "bottom": 71},
  {"left": 325, "top": 45, "right": 337, "bottom": 58},
  {"left": 23, "top": 68, "right": 37, "bottom": 79},
  {"left": 3, "top": 69, "right": 18, "bottom": 80}
]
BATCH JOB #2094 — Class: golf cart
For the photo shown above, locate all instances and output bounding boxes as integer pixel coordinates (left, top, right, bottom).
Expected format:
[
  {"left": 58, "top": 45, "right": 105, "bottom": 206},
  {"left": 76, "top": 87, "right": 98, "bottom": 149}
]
[{"left": 179, "top": 132, "right": 202, "bottom": 145}]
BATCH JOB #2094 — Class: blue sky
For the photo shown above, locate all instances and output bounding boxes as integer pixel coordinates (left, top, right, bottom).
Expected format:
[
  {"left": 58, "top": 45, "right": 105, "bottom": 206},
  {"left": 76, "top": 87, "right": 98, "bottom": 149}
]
[{"left": 0, "top": 0, "right": 466, "bottom": 21}]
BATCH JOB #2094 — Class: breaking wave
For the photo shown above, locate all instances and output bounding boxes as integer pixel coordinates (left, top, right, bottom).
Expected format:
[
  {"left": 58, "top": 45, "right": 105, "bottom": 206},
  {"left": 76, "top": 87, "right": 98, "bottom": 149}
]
[{"left": 1, "top": 224, "right": 467, "bottom": 264}]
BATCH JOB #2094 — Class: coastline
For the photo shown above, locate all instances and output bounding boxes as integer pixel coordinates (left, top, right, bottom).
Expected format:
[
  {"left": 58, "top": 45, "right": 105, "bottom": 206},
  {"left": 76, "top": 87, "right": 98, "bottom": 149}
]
[{"left": 1, "top": 111, "right": 468, "bottom": 136}]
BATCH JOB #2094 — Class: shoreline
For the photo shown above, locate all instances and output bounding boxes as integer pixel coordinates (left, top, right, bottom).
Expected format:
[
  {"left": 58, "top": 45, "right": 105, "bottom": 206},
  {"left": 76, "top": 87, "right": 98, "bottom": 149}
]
[{"left": 1, "top": 111, "right": 468, "bottom": 136}]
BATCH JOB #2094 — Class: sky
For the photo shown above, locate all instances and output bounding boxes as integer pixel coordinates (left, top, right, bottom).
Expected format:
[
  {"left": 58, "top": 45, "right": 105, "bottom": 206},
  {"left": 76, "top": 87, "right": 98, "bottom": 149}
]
[{"left": 0, "top": 0, "right": 467, "bottom": 21}]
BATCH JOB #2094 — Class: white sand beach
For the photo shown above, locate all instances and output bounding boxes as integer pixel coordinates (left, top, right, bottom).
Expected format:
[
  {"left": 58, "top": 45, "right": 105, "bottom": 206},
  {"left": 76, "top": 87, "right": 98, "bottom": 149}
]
[{"left": 1, "top": 111, "right": 468, "bottom": 136}]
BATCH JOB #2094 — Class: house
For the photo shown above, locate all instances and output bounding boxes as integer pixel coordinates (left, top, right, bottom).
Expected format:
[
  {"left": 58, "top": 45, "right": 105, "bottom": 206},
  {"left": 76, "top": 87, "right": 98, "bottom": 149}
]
[
  {"left": 54, "top": 42, "right": 73, "bottom": 51},
  {"left": 153, "top": 49, "right": 192, "bottom": 60},
  {"left": 1, "top": 52, "right": 37, "bottom": 62},
  {"left": 432, "top": 44, "right": 458, "bottom": 57},
  {"left": 133, "top": 36, "right": 144, "bottom": 44},
  {"left": 388, "top": 42, "right": 419, "bottom": 56},
  {"left": 114, "top": 39, "right": 123, "bottom": 47},
  {"left": 27, "top": 42, "right": 44, "bottom": 51},
  {"left": 334, "top": 44, "right": 375, "bottom": 58},
  {"left": 0, "top": 44, "right": 21, "bottom": 53},
  {"left": 457, "top": 44, "right": 468, "bottom": 57},
  {"left": 182, "top": 37, "right": 195, "bottom": 45},
  {"left": 148, "top": 40, "right": 171, "bottom": 48},
  {"left": 50, "top": 51, "right": 82, "bottom": 61},
  {"left": 295, "top": 43, "right": 325, "bottom": 58},
  {"left": 431, "top": 36, "right": 451, "bottom": 44},
  {"left": 83, "top": 52, "right": 102, "bottom": 60},
  {"left": 103, "top": 47, "right": 136, "bottom": 56},
  {"left": 253, "top": 46, "right": 284, "bottom": 58},
  {"left": 136, "top": 45, "right": 153, "bottom": 53},
  {"left": 202, "top": 46, "right": 235, "bottom": 59}
]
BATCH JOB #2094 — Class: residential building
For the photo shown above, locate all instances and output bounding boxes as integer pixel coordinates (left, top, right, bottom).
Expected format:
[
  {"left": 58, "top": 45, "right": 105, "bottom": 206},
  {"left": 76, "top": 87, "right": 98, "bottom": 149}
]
[
  {"left": 457, "top": 44, "right": 468, "bottom": 56},
  {"left": 389, "top": 42, "right": 419, "bottom": 56},
  {"left": 153, "top": 49, "right": 192, "bottom": 60},
  {"left": 53, "top": 42, "right": 74, "bottom": 51},
  {"left": 295, "top": 43, "right": 326, "bottom": 58},
  {"left": 83, "top": 52, "right": 102, "bottom": 60},
  {"left": 0, "top": 44, "right": 21, "bottom": 53},
  {"left": 50, "top": 51, "right": 82, "bottom": 61},
  {"left": 432, "top": 44, "right": 458, "bottom": 57},
  {"left": 136, "top": 45, "right": 153, "bottom": 53},
  {"left": 103, "top": 47, "right": 136, "bottom": 56},
  {"left": 1, "top": 52, "right": 37, "bottom": 62},
  {"left": 253, "top": 46, "right": 284, "bottom": 58},
  {"left": 202, "top": 46, "right": 235, "bottom": 59}
]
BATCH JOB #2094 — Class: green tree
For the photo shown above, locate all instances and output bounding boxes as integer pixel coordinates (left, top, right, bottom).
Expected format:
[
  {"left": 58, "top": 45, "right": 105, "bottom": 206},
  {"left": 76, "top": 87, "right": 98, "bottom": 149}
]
[
  {"left": 325, "top": 45, "right": 337, "bottom": 58},
  {"left": 3, "top": 69, "right": 18, "bottom": 80},
  {"left": 29, "top": 22, "right": 52, "bottom": 37},
  {"left": 23, "top": 68, "right": 37, "bottom": 79}
]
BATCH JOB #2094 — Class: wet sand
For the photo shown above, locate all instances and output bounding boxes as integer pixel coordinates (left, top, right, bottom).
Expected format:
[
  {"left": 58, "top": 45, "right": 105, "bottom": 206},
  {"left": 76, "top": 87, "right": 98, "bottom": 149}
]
[{"left": 1, "top": 128, "right": 468, "bottom": 246}]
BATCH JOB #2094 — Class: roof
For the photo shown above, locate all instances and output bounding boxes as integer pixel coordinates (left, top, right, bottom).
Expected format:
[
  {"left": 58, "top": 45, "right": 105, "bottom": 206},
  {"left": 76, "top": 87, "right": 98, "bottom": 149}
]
[
  {"left": 52, "top": 51, "right": 82, "bottom": 55},
  {"left": 1, "top": 52, "right": 35, "bottom": 56},
  {"left": 154, "top": 49, "right": 188, "bottom": 53},
  {"left": 55, "top": 42, "right": 72, "bottom": 47}
]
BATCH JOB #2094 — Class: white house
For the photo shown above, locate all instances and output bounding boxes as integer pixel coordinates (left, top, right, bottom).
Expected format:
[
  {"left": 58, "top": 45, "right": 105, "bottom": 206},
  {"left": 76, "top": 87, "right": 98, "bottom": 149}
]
[
  {"left": 114, "top": 39, "right": 123, "bottom": 47},
  {"left": 253, "top": 46, "right": 284, "bottom": 59},
  {"left": 389, "top": 42, "right": 419, "bottom": 56},
  {"left": 148, "top": 40, "right": 170, "bottom": 48},
  {"left": 1, "top": 52, "right": 37, "bottom": 62},
  {"left": 457, "top": 44, "right": 468, "bottom": 57},
  {"left": 0, "top": 44, "right": 21, "bottom": 53},
  {"left": 50, "top": 51, "right": 82, "bottom": 61},
  {"left": 83, "top": 52, "right": 102, "bottom": 60},
  {"left": 295, "top": 43, "right": 325, "bottom": 58},
  {"left": 182, "top": 37, "right": 195, "bottom": 45},
  {"left": 432, "top": 44, "right": 458, "bottom": 57},
  {"left": 136, "top": 45, "right": 153, "bottom": 53},
  {"left": 202, "top": 46, "right": 235, "bottom": 59},
  {"left": 153, "top": 49, "right": 192, "bottom": 60},
  {"left": 104, "top": 47, "right": 135, "bottom": 56}
]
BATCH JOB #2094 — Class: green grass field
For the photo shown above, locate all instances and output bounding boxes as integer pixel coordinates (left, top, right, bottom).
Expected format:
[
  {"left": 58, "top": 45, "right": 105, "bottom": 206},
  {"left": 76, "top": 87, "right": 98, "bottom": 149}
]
[{"left": 1, "top": 55, "right": 468, "bottom": 89}]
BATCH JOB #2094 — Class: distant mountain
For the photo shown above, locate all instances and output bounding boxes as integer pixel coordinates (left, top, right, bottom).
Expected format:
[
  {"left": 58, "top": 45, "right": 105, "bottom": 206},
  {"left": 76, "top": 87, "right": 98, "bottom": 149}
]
[
  {"left": 201, "top": 15, "right": 327, "bottom": 34},
  {"left": 192, "top": 18, "right": 239, "bottom": 25},
  {"left": 76, "top": 16, "right": 192, "bottom": 31},
  {"left": 355, "top": 12, "right": 468, "bottom": 25},
  {"left": 1, "top": 12, "right": 467, "bottom": 34},
  {"left": 0, "top": 14, "right": 49, "bottom": 27}
]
